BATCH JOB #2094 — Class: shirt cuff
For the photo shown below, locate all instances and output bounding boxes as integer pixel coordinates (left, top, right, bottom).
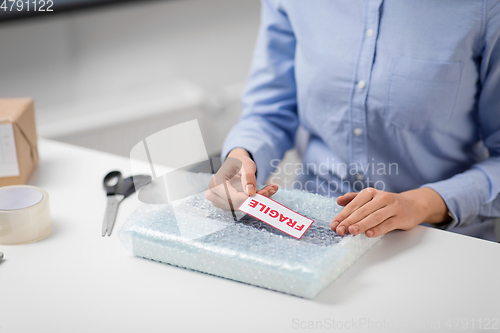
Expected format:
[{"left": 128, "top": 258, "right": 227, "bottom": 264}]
[{"left": 420, "top": 167, "right": 490, "bottom": 229}]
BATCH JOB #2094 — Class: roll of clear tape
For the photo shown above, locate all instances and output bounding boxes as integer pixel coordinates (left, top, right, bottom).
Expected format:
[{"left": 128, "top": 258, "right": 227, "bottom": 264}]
[{"left": 0, "top": 185, "right": 51, "bottom": 245}]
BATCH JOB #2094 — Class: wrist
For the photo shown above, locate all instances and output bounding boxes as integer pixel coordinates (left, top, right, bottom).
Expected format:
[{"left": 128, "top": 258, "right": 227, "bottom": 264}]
[
  {"left": 228, "top": 148, "right": 251, "bottom": 159},
  {"left": 405, "top": 187, "right": 450, "bottom": 224}
]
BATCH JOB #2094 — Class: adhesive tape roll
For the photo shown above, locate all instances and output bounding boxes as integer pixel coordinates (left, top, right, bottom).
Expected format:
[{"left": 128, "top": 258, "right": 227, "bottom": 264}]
[{"left": 0, "top": 185, "right": 51, "bottom": 245}]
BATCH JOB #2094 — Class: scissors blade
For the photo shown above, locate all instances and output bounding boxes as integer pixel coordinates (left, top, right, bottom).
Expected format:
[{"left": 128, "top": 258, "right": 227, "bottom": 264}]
[
  {"left": 103, "top": 195, "right": 124, "bottom": 236},
  {"left": 102, "top": 214, "right": 108, "bottom": 237}
]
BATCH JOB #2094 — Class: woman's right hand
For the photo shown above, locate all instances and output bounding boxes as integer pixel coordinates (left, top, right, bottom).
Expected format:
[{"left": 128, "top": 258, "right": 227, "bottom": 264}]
[{"left": 205, "top": 148, "right": 278, "bottom": 211}]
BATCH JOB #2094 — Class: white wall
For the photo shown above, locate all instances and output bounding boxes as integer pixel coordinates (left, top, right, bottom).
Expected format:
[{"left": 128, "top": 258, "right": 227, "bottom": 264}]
[{"left": 0, "top": 0, "right": 261, "bottom": 156}]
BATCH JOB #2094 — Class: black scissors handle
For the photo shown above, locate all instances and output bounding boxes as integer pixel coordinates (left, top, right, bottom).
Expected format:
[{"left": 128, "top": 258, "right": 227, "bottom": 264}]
[
  {"left": 117, "top": 175, "right": 151, "bottom": 199},
  {"left": 103, "top": 171, "right": 123, "bottom": 196}
]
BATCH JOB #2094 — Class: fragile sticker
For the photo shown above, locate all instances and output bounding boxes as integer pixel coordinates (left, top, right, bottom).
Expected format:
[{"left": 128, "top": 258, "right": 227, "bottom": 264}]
[{"left": 238, "top": 193, "right": 314, "bottom": 239}]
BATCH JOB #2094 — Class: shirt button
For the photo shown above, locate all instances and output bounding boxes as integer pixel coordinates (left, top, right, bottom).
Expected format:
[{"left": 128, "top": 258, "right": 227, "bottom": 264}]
[
  {"left": 353, "top": 128, "right": 363, "bottom": 136},
  {"left": 366, "top": 29, "right": 374, "bottom": 37},
  {"left": 357, "top": 80, "right": 366, "bottom": 89},
  {"left": 356, "top": 174, "right": 365, "bottom": 181}
]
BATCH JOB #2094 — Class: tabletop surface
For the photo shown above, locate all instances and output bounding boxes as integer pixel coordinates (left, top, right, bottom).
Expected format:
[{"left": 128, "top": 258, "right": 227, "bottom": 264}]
[{"left": 1, "top": 139, "right": 500, "bottom": 333}]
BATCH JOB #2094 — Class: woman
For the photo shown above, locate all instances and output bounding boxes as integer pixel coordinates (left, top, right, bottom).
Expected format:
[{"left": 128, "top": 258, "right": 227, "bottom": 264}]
[{"left": 206, "top": 0, "right": 500, "bottom": 241}]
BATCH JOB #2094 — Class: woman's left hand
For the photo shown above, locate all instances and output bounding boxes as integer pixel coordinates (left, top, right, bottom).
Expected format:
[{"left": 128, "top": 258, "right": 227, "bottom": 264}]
[{"left": 331, "top": 187, "right": 451, "bottom": 237}]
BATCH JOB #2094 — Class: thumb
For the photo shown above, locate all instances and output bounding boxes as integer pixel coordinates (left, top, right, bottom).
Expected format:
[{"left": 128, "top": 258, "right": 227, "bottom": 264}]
[{"left": 241, "top": 159, "right": 257, "bottom": 196}]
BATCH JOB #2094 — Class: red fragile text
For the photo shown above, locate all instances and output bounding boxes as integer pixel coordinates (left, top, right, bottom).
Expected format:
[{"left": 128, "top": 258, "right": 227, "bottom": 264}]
[{"left": 248, "top": 199, "right": 306, "bottom": 232}]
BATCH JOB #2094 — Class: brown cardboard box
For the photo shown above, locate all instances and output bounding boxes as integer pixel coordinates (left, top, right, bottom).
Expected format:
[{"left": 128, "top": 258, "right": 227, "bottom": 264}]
[{"left": 0, "top": 99, "right": 39, "bottom": 187}]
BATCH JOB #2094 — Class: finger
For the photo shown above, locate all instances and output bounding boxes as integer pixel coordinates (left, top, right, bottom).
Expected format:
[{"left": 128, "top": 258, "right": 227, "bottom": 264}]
[
  {"left": 340, "top": 199, "right": 388, "bottom": 233},
  {"left": 206, "top": 182, "right": 247, "bottom": 210},
  {"left": 205, "top": 188, "right": 232, "bottom": 210},
  {"left": 348, "top": 206, "right": 395, "bottom": 235},
  {"left": 210, "top": 195, "right": 240, "bottom": 210},
  {"left": 229, "top": 174, "right": 243, "bottom": 192},
  {"left": 257, "top": 184, "right": 278, "bottom": 198},
  {"left": 208, "top": 175, "right": 217, "bottom": 190},
  {"left": 224, "top": 181, "right": 248, "bottom": 209},
  {"left": 336, "top": 192, "right": 357, "bottom": 206},
  {"left": 206, "top": 180, "right": 240, "bottom": 206},
  {"left": 205, "top": 185, "right": 232, "bottom": 210},
  {"left": 207, "top": 181, "right": 231, "bottom": 201},
  {"left": 210, "top": 157, "right": 243, "bottom": 189},
  {"left": 331, "top": 193, "right": 359, "bottom": 230},
  {"left": 365, "top": 216, "right": 399, "bottom": 237},
  {"left": 333, "top": 188, "right": 377, "bottom": 235},
  {"left": 241, "top": 161, "right": 257, "bottom": 196}
]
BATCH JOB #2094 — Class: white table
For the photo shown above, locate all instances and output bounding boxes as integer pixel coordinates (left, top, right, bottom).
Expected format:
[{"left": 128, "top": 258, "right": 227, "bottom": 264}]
[{"left": 1, "top": 139, "right": 499, "bottom": 333}]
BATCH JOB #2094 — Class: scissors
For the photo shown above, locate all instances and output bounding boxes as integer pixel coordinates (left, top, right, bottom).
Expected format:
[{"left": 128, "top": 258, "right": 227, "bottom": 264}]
[{"left": 102, "top": 171, "right": 151, "bottom": 237}]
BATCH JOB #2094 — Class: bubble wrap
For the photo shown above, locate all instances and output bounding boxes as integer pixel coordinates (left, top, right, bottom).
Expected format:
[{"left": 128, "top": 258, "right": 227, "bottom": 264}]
[{"left": 118, "top": 173, "right": 382, "bottom": 299}]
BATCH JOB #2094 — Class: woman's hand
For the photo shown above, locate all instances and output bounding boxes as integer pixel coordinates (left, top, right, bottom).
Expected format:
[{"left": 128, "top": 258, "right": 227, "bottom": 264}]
[
  {"left": 331, "top": 187, "right": 450, "bottom": 237},
  {"left": 205, "top": 148, "right": 278, "bottom": 210}
]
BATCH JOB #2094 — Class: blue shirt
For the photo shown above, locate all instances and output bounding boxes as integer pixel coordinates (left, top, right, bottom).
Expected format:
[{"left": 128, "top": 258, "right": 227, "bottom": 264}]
[{"left": 223, "top": 0, "right": 500, "bottom": 241}]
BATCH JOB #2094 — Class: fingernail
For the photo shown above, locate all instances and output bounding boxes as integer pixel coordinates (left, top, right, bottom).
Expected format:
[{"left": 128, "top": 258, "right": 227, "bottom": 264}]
[
  {"left": 269, "top": 189, "right": 276, "bottom": 195},
  {"left": 338, "top": 225, "right": 346, "bottom": 236},
  {"left": 350, "top": 225, "right": 360, "bottom": 235},
  {"left": 366, "top": 230, "right": 374, "bottom": 237},
  {"left": 246, "top": 184, "right": 254, "bottom": 194},
  {"left": 331, "top": 220, "right": 339, "bottom": 230}
]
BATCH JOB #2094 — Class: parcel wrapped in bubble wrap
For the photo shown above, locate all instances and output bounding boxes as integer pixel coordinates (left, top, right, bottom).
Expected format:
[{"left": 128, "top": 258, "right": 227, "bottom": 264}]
[{"left": 118, "top": 173, "right": 381, "bottom": 299}]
